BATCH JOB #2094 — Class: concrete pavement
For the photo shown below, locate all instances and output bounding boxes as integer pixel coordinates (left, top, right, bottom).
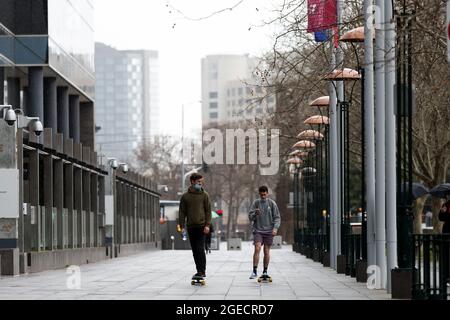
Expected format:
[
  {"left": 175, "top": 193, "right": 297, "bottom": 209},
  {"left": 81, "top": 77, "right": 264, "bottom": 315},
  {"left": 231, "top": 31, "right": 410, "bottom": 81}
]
[{"left": 0, "top": 242, "right": 391, "bottom": 300}]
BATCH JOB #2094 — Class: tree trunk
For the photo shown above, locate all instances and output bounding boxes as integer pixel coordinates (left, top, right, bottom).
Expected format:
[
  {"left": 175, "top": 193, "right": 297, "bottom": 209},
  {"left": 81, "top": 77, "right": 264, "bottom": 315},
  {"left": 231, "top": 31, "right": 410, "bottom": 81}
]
[
  {"left": 414, "top": 196, "right": 426, "bottom": 234},
  {"left": 432, "top": 197, "right": 444, "bottom": 234}
]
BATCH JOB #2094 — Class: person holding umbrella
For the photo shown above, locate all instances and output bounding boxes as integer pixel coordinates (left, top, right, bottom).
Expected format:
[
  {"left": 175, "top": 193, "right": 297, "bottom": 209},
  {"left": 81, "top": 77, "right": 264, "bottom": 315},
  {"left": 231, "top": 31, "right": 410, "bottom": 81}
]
[
  {"left": 436, "top": 187, "right": 450, "bottom": 287},
  {"left": 439, "top": 194, "right": 450, "bottom": 234}
]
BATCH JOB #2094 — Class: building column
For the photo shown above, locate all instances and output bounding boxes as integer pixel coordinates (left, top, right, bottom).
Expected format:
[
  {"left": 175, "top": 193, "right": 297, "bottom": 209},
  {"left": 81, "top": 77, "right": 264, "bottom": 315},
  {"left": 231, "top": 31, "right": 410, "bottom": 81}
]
[
  {"left": 57, "top": 87, "right": 70, "bottom": 139},
  {"left": 44, "top": 78, "right": 57, "bottom": 132},
  {"left": 7, "top": 78, "right": 21, "bottom": 110},
  {"left": 69, "top": 95, "right": 80, "bottom": 144},
  {"left": 80, "top": 101, "right": 95, "bottom": 149},
  {"left": 28, "top": 67, "right": 44, "bottom": 122}
]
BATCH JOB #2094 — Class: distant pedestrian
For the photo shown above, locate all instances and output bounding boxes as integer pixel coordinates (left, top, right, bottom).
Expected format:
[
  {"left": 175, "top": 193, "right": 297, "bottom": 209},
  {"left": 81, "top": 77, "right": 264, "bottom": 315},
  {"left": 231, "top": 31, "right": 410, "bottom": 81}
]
[
  {"left": 179, "top": 173, "right": 212, "bottom": 280},
  {"left": 439, "top": 195, "right": 450, "bottom": 286},
  {"left": 248, "top": 186, "right": 281, "bottom": 280},
  {"left": 439, "top": 196, "right": 450, "bottom": 234}
]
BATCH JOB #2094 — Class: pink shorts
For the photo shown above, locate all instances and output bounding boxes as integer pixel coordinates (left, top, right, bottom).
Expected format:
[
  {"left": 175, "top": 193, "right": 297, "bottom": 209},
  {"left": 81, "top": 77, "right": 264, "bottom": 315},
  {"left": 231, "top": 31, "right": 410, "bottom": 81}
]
[{"left": 253, "top": 232, "right": 274, "bottom": 246}]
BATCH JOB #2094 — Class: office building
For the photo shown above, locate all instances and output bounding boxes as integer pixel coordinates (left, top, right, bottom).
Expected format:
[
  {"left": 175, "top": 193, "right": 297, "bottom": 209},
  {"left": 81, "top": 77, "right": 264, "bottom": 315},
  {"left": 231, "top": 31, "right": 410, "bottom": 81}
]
[{"left": 95, "top": 42, "right": 160, "bottom": 162}]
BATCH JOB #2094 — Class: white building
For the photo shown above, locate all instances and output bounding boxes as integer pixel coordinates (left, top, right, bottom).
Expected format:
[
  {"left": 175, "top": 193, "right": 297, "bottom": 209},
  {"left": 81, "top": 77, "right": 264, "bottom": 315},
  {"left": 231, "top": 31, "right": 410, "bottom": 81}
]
[
  {"left": 95, "top": 42, "right": 160, "bottom": 162},
  {"left": 201, "top": 54, "right": 275, "bottom": 127}
]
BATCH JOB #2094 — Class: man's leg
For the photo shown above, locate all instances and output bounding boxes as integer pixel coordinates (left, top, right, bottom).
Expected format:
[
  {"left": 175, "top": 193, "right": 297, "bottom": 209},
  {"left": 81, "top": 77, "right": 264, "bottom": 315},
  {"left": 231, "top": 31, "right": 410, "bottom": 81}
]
[
  {"left": 253, "top": 242, "right": 262, "bottom": 269},
  {"left": 263, "top": 244, "right": 271, "bottom": 273},
  {"left": 188, "top": 227, "right": 206, "bottom": 274},
  {"left": 263, "top": 234, "right": 274, "bottom": 274}
]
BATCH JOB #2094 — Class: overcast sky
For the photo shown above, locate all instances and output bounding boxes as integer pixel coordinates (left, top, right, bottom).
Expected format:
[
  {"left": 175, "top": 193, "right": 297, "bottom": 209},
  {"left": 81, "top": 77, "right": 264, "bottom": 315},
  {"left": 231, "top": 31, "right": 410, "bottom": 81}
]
[{"left": 94, "top": 0, "right": 281, "bottom": 139}]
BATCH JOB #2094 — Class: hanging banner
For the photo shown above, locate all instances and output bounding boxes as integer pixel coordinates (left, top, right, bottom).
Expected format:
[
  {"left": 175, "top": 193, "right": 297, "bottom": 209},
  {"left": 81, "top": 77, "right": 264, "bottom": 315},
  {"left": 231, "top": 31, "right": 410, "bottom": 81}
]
[
  {"left": 314, "top": 30, "right": 329, "bottom": 42},
  {"left": 307, "top": 0, "right": 337, "bottom": 33}
]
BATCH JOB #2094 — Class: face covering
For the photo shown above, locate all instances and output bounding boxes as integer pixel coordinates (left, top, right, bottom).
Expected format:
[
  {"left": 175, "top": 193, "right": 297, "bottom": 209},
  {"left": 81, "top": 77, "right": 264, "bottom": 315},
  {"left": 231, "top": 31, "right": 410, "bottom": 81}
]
[{"left": 193, "top": 184, "right": 202, "bottom": 191}]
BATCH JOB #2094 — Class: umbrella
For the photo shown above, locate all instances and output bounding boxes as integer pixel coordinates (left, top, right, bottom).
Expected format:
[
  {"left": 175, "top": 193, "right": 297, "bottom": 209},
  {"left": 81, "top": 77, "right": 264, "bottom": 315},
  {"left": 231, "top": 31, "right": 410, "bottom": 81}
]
[
  {"left": 429, "top": 183, "right": 450, "bottom": 199},
  {"left": 400, "top": 182, "right": 429, "bottom": 200},
  {"left": 211, "top": 211, "right": 220, "bottom": 219}
]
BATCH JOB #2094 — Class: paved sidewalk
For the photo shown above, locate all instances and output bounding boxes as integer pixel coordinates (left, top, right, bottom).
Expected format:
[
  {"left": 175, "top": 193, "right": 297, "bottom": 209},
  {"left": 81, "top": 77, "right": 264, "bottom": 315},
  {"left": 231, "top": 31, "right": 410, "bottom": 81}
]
[{"left": 0, "top": 242, "right": 391, "bottom": 300}]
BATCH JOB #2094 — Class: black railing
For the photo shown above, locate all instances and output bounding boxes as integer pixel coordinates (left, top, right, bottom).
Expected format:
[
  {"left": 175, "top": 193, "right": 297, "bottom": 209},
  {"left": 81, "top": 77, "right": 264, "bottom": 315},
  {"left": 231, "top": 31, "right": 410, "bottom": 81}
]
[
  {"left": 412, "top": 234, "right": 450, "bottom": 300},
  {"left": 344, "top": 233, "right": 362, "bottom": 277}
]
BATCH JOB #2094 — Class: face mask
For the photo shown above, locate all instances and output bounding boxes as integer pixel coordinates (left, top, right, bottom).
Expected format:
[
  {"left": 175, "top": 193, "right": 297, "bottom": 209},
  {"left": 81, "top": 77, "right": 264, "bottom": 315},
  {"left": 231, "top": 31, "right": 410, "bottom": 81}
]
[{"left": 194, "top": 184, "right": 202, "bottom": 191}]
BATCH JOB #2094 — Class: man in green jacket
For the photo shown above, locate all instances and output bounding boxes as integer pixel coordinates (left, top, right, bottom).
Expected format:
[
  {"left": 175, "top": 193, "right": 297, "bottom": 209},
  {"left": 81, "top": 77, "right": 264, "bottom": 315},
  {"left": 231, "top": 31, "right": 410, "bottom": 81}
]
[{"left": 179, "top": 173, "right": 212, "bottom": 278}]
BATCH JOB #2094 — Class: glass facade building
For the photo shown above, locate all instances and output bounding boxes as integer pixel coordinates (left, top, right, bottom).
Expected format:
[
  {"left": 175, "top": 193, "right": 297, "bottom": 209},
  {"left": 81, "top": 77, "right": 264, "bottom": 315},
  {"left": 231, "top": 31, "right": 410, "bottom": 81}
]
[
  {"left": 0, "top": 0, "right": 95, "bottom": 100},
  {"left": 95, "top": 42, "right": 160, "bottom": 162}
]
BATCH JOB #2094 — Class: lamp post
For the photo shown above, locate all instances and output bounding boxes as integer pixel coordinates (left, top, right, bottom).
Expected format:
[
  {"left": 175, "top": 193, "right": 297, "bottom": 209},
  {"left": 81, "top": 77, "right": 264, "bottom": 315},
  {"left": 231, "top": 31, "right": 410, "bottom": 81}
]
[
  {"left": 181, "top": 101, "right": 201, "bottom": 194},
  {"left": 292, "top": 140, "right": 316, "bottom": 255},
  {"left": 323, "top": 68, "right": 361, "bottom": 274},
  {"left": 309, "top": 97, "right": 331, "bottom": 265},
  {"left": 392, "top": 4, "right": 415, "bottom": 299},
  {"left": 340, "top": 26, "right": 374, "bottom": 280},
  {"left": 287, "top": 157, "right": 302, "bottom": 252},
  {"left": 303, "top": 116, "right": 329, "bottom": 262},
  {"left": 108, "top": 158, "right": 129, "bottom": 257}
]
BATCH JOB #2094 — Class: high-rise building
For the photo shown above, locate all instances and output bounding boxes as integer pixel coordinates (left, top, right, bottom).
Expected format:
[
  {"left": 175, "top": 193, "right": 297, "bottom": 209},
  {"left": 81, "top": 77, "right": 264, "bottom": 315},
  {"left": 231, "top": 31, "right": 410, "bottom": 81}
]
[
  {"left": 201, "top": 54, "right": 275, "bottom": 127},
  {"left": 95, "top": 42, "right": 160, "bottom": 162}
]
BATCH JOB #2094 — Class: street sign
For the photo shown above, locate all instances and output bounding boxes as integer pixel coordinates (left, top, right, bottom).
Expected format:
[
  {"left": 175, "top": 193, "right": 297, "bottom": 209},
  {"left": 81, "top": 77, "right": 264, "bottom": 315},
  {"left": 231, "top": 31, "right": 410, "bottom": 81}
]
[{"left": 448, "top": 0, "right": 450, "bottom": 62}]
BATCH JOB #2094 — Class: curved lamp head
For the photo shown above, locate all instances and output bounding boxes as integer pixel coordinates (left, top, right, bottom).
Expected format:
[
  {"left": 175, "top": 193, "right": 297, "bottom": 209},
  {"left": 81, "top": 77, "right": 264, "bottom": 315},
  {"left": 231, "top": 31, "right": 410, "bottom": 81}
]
[
  {"left": 323, "top": 68, "right": 361, "bottom": 81},
  {"left": 297, "top": 130, "right": 324, "bottom": 140},
  {"left": 292, "top": 140, "right": 316, "bottom": 149},
  {"left": 340, "top": 26, "right": 366, "bottom": 43},
  {"left": 289, "top": 150, "right": 310, "bottom": 158},
  {"left": 309, "top": 96, "right": 330, "bottom": 108},
  {"left": 304, "top": 115, "right": 330, "bottom": 125},
  {"left": 287, "top": 157, "right": 302, "bottom": 165}
]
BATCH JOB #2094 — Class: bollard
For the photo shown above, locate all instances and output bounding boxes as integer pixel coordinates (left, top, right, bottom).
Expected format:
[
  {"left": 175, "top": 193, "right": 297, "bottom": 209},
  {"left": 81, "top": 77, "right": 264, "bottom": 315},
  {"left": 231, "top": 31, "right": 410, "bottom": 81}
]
[
  {"left": 227, "top": 238, "right": 241, "bottom": 250},
  {"left": 271, "top": 236, "right": 282, "bottom": 249}
]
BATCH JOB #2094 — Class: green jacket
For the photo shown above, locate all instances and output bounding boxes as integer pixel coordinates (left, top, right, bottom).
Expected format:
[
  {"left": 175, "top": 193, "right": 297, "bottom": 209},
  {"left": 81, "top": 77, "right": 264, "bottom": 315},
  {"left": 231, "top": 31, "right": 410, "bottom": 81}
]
[{"left": 179, "top": 186, "right": 212, "bottom": 228}]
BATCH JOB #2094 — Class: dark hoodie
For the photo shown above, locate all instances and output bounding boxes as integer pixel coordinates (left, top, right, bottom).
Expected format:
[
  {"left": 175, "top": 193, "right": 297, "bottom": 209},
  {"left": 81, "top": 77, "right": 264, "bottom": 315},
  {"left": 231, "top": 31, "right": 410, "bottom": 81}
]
[{"left": 179, "top": 186, "right": 212, "bottom": 228}]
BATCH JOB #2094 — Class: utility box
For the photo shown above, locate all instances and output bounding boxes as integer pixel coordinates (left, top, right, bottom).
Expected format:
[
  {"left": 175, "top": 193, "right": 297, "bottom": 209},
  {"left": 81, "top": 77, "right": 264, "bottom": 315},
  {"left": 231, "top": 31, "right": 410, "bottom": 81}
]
[
  {"left": 272, "top": 236, "right": 282, "bottom": 249},
  {"left": 227, "top": 238, "right": 241, "bottom": 250}
]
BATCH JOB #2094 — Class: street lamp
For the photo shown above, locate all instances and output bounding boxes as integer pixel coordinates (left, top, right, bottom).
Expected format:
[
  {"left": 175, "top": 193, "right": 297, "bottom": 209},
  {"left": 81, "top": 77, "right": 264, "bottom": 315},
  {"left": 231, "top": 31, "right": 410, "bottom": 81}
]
[
  {"left": 302, "top": 117, "right": 328, "bottom": 263},
  {"left": 323, "top": 68, "right": 361, "bottom": 274},
  {"left": 287, "top": 157, "right": 302, "bottom": 252},
  {"left": 181, "top": 100, "right": 202, "bottom": 194}
]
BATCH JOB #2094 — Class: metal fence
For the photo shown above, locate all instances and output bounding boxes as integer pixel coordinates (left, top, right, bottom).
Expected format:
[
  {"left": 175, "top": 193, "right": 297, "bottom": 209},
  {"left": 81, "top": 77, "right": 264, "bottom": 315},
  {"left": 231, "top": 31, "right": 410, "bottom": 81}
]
[{"left": 412, "top": 234, "right": 450, "bottom": 300}]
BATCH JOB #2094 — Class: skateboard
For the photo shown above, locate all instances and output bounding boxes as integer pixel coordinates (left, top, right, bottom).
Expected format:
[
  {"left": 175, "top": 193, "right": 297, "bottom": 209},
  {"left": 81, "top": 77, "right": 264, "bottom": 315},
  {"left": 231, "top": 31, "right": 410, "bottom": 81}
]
[
  {"left": 191, "top": 275, "right": 206, "bottom": 286},
  {"left": 257, "top": 274, "right": 272, "bottom": 283}
]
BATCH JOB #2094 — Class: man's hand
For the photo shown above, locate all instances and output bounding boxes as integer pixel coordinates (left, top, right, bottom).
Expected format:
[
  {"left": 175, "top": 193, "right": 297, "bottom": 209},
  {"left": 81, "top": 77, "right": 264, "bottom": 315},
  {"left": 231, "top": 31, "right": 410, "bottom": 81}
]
[
  {"left": 272, "top": 228, "right": 278, "bottom": 236},
  {"left": 255, "top": 208, "right": 261, "bottom": 216},
  {"left": 204, "top": 226, "right": 210, "bottom": 235}
]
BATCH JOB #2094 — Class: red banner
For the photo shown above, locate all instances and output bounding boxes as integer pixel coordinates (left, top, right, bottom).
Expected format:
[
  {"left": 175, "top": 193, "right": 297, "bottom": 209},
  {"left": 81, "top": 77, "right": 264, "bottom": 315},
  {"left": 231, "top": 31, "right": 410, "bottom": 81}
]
[{"left": 307, "top": 0, "right": 337, "bottom": 33}]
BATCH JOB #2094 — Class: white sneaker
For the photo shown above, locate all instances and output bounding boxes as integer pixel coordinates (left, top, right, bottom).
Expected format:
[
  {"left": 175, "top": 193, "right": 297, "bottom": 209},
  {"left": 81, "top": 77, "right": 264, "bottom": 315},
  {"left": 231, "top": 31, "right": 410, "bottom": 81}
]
[{"left": 249, "top": 271, "right": 257, "bottom": 279}]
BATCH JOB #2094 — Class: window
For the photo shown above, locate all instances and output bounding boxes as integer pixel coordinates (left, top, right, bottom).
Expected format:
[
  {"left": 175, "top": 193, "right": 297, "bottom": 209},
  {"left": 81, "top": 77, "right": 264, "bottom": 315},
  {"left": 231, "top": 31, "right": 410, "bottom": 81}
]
[
  {"left": 210, "top": 112, "right": 218, "bottom": 119},
  {"left": 209, "top": 102, "right": 218, "bottom": 109},
  {"left": 238, "top": 88, "right": 243, "bottom": 96},
  {"left": 209, "top": 92, "right": 218, "bottom": 99}
]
